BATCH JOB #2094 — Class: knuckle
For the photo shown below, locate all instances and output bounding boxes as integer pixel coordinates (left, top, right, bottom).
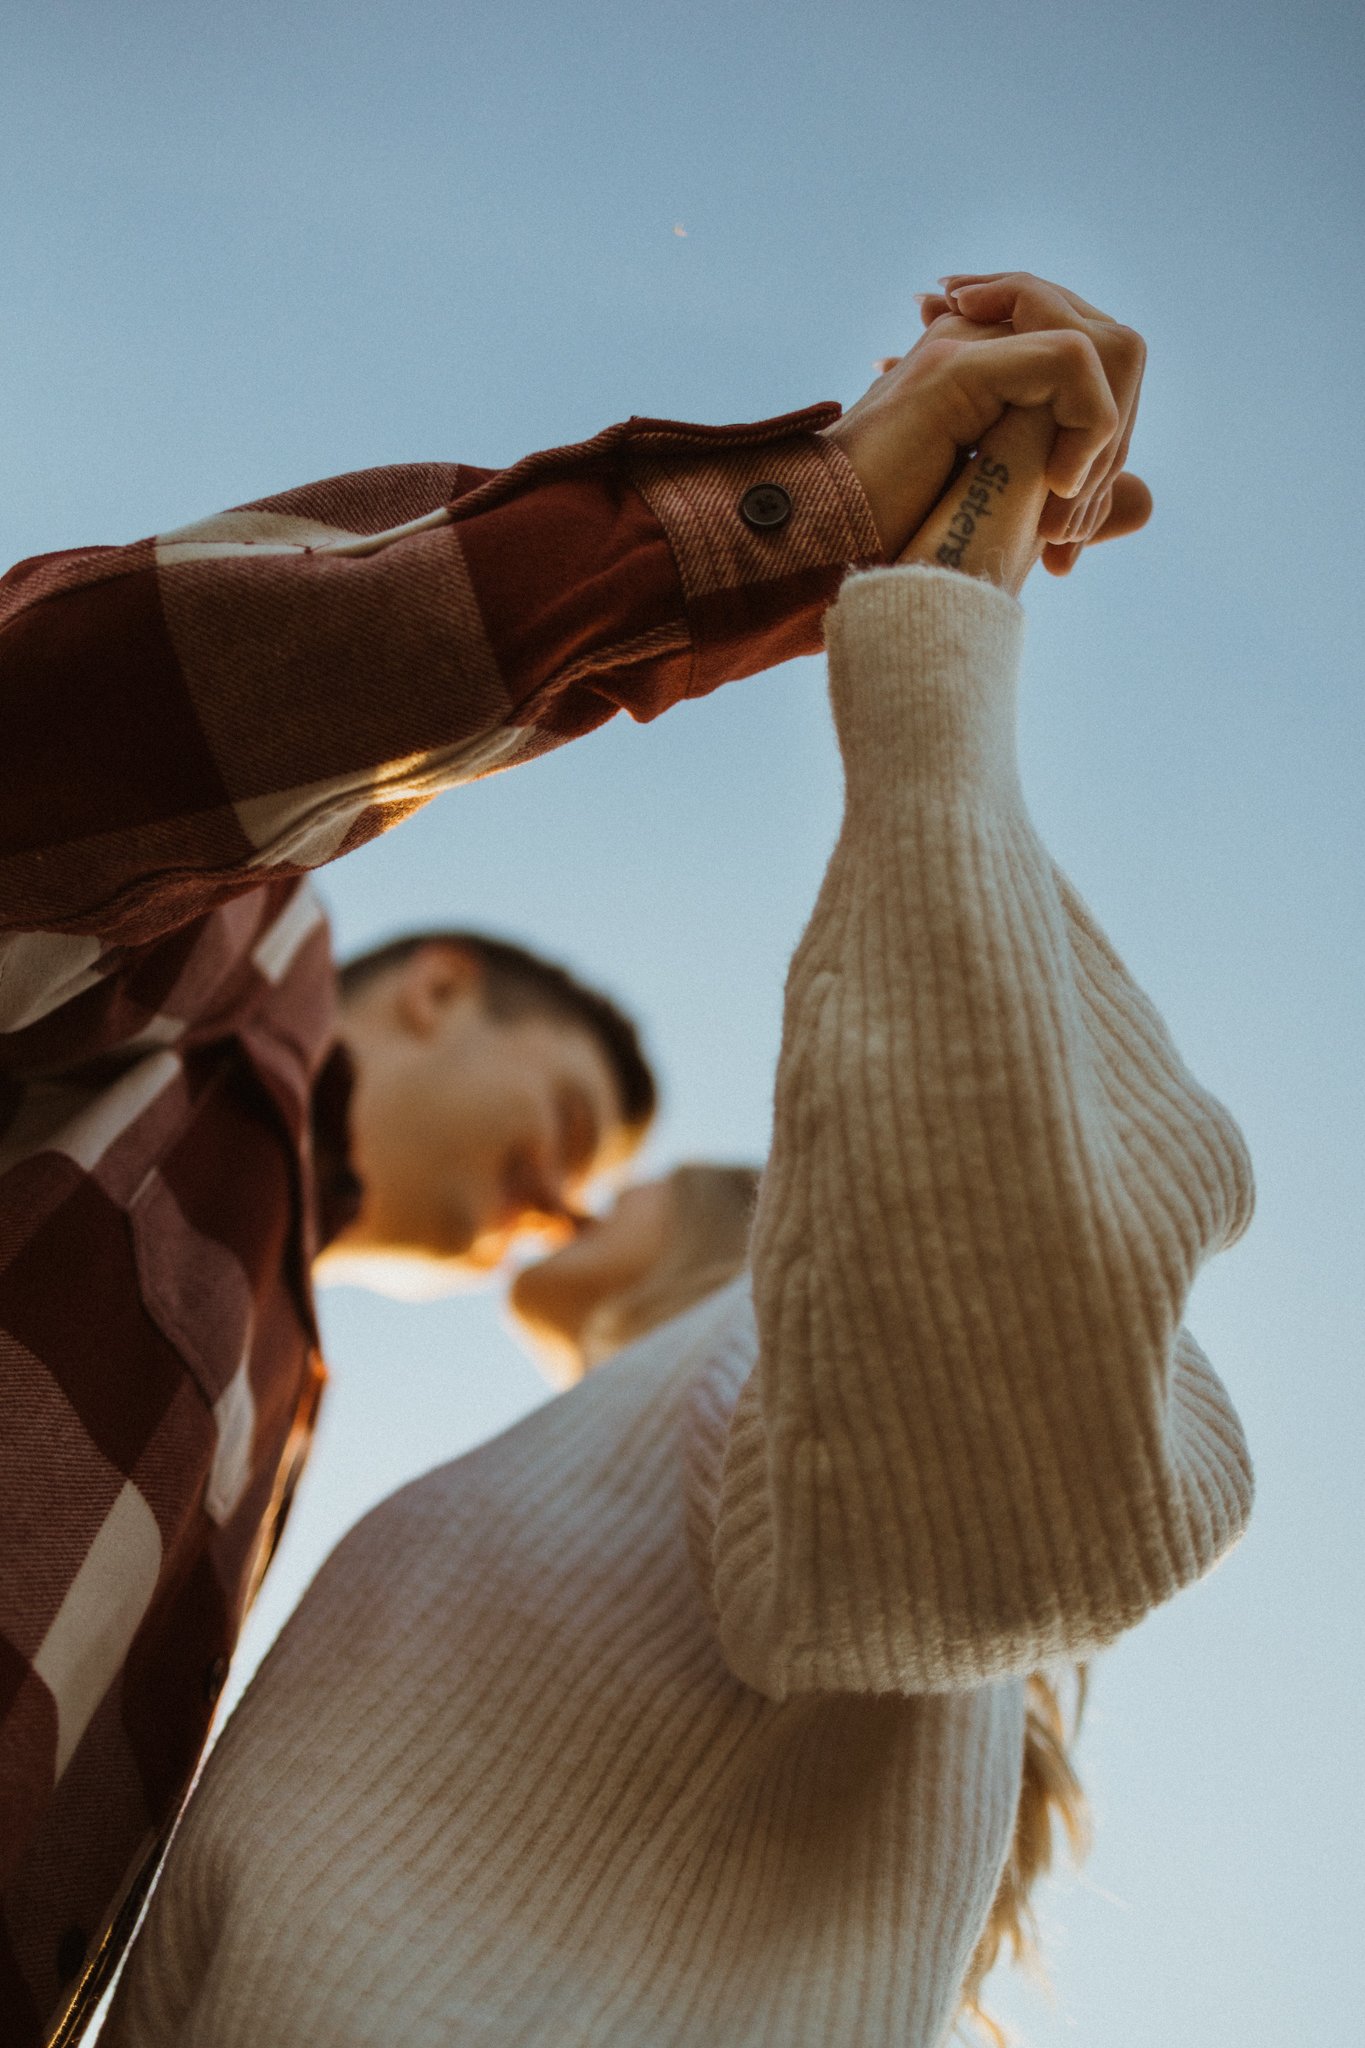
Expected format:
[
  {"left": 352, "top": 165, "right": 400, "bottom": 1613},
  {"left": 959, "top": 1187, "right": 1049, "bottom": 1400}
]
[
  {"left": 1014, "top": 282, "right": 1051, "bottom": 321},
  {"left": 915, "top": 335, "right": 956, "bottom": 373},
  {"left": 1107, "top": 322, "right": 1147, "bottom": 372},
  {"left": 1058, "top": 327, "right": 1099, "bottom": 370},
  {"left": 1065, "top": 333, "right": 1119, "bottom": 421}
]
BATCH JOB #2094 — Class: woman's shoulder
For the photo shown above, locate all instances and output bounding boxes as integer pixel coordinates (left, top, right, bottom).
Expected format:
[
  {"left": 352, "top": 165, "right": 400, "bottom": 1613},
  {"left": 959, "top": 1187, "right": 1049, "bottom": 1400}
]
[{"left": 320, "top": 1277, "right": 756, "bottom": 1569}]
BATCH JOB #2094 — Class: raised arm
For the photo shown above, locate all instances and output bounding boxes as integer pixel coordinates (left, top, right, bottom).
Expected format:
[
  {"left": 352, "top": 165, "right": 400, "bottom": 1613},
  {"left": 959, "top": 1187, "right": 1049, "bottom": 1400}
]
[
  {"left": 687, "top": 409, "right": 1254, "bottom": 1699},
  {"left": 0, "top": 277, "right": 1140, "bottom": 956},
  {"left": 0, "top": 283, "right": 1145, "bottom": 1056},
  {"left": 0, "top": 412, "right": 878, "bottom": 953}
]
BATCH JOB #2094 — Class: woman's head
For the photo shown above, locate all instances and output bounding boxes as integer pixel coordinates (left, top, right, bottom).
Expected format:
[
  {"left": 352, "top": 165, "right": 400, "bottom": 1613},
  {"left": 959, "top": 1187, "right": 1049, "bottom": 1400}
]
[{"left": 508, "top": 1162, "right": 761, "bottom": 1383}]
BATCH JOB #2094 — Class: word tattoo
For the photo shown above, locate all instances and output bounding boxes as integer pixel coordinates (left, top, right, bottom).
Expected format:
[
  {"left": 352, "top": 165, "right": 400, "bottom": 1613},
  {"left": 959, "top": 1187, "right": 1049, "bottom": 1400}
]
[{"left": 935, "top": 459, "right": 1009, "bottom": 569}]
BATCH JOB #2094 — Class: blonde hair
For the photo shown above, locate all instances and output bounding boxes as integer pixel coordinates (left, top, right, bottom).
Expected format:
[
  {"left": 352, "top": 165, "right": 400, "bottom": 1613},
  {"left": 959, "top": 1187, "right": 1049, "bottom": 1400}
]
[
  {"left": 957, "top": 1665, "right": 1092, "bottom": 2044},
  {"left": 584, "top": 1162, "right": 1093, "bottom": 2039},
  {"left": 579, "top": 1162, "right": 761, "bottom": 1367}
]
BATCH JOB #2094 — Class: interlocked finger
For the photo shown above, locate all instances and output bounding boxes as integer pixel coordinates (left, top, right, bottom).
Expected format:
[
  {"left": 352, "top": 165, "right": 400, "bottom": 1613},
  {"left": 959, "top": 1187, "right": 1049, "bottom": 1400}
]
[
  {"left": 942, "top": 329, "right": 1120, "bottom": 496},
  {"left": 1040, "top": 469, "right": 1152, "bottom": 574},
  {"left": 932, "top": 272, "right": 1144, "bottom": 541},
  {"left": 938, "top": 271, "right": 1114, "bottom": 324}
]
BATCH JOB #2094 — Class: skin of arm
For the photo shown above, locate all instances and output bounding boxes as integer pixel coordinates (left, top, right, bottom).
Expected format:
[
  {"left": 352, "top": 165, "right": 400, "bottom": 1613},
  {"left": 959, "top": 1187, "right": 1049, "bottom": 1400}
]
[{"left": 898, "top": 403, "right": 1059, "bottom": 596}]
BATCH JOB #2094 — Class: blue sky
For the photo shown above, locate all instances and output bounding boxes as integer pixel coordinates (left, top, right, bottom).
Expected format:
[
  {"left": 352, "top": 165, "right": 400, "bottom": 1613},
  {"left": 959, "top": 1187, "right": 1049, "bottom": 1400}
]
[{"left": 4, "top": 2, "right": 1362, "bottom": 2039}]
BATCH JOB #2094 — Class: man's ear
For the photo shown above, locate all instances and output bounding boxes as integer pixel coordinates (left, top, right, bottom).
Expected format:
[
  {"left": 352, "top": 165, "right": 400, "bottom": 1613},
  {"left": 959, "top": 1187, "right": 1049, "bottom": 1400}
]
[{"left": 393, "top": 943, "right": 484, "bottom": 1038}]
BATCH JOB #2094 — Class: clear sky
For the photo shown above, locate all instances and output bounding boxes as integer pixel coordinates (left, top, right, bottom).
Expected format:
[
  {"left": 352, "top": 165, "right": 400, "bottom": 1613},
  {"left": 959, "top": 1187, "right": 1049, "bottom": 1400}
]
[{"left": 4, "top": 2, "right": 1362, "bottom": 2040}]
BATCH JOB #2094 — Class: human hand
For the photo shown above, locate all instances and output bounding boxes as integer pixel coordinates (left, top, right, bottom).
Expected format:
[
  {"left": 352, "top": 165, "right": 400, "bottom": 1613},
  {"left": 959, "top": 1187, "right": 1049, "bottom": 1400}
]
[
  {"left": 823, "top": 279, "right": 1127, "bottom": 562},
  {"left": 912, "top": 272, "right": 1152, "bottom": 574},
  {"left": 832, "top": 269, "right": 1152, "bottom": 571},
  {"left": 896, "top": 404, "right": 1057, "bottom": 598}
]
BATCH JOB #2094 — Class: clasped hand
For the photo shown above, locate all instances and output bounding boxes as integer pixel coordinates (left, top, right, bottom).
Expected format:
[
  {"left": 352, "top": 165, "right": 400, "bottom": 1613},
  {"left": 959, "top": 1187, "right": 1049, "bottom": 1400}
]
[{"left": 824, "top": 270, "right": 1154, "bottom": 593}]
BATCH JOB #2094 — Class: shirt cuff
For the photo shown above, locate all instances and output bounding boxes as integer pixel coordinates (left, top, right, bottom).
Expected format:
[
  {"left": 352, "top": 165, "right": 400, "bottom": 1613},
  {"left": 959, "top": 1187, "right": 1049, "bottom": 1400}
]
[{"left": 623, "top": 409, "right": 886, "bottom": 698}]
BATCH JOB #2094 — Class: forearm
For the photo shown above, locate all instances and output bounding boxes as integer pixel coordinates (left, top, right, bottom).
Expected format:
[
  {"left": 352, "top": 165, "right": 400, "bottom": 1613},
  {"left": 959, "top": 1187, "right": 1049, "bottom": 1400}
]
[
  {"left": 0, "top": 408, "right": 880, "bottom": 954},
  {"left": 706, "top": 567, "right": 1254, "bottom": 1697}
]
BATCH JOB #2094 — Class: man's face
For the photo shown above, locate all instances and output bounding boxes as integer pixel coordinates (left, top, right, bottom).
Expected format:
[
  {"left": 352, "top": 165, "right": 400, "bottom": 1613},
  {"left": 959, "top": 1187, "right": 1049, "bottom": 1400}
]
[{"left": 337, "top": 952, "right": 633, "bottom": 1270}]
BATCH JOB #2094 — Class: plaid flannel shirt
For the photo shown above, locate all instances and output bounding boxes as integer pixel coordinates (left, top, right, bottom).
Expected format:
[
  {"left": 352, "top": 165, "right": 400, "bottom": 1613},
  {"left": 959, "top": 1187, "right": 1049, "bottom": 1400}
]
[{"left": 0, "top": 404, "right": 882, "bottom": 2045}]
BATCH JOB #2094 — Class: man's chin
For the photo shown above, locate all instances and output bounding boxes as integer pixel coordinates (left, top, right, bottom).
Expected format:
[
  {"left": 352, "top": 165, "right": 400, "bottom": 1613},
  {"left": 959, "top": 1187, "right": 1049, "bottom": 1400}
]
[{"left": 461, "top": 1225, "right": 517, "bottom": 1274}]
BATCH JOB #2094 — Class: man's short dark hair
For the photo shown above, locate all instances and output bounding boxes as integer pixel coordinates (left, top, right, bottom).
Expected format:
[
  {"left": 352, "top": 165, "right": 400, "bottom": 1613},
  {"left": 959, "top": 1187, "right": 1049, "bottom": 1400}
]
[{"left": 337, "top": 930, "right": 657, "bottom": 1137}]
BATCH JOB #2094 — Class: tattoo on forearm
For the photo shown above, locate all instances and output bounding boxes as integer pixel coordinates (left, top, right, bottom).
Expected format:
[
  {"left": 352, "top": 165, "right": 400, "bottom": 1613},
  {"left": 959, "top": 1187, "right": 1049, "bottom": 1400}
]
[{"left": 935, "top": 458, "right": 1009, "bottom": 568}]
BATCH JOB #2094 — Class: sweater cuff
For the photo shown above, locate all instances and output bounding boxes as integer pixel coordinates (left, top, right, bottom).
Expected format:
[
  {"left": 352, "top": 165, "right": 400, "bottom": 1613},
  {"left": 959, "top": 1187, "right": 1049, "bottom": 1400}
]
[
  {"left": 823, "top": 564, "right": 1026, "bottom": 804},
  {"left": 626, "top": 417, "right": 886, "bottom": 698}
]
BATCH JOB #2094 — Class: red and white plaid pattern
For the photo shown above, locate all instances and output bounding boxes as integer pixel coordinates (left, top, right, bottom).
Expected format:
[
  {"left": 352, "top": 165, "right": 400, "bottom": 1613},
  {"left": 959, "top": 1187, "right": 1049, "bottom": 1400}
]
[{"left": 0, "top": 406, "right": 881, "bottom": 2044}]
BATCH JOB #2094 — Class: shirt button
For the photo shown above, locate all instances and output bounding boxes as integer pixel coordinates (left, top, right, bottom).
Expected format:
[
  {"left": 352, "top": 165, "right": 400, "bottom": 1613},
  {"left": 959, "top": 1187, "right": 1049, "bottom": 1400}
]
[
  {"left": 204, "top": 1655, "right": 229, "bottom": 1706},
  {"left": 739, "top": 482, "right": 793, "bottom": 531}
]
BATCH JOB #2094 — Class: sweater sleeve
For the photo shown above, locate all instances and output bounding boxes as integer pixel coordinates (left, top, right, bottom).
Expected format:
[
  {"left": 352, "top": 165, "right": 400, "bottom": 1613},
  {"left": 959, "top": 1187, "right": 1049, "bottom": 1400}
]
[{"left": 686, "top": 565, "right": 1255, "bottom": 1698}]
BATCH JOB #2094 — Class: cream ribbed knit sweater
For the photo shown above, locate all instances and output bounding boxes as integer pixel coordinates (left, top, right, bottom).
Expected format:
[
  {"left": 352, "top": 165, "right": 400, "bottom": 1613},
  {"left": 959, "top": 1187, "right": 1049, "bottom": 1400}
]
[{"left": 104, "top": 567, "right": 1254, "bottom": 2048}]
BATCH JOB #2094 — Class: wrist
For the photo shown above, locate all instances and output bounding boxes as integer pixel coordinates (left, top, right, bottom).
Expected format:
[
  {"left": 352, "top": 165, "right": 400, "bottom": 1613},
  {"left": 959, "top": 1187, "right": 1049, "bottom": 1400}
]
[
  {"left": 824, "top": 567, "right": 1025, "bottom": 805},
  {"left": 821, "top": 414, "right": 957, "bottom": 560},
  {"left": 897, "top": 407, "right": 1055, "bottom": 597}
]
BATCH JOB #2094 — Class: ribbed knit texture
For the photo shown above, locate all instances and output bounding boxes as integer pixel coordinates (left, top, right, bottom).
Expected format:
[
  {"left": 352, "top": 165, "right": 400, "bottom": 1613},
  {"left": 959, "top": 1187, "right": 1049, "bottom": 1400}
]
[{"left": 104, "top": 566, "right": 1254, "bottom": 2048}]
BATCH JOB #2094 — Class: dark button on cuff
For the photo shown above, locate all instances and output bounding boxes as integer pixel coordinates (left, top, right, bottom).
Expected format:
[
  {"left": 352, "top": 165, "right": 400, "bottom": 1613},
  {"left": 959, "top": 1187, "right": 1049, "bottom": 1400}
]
[
  {"left": 204, "top": 1654, "right": 229, "bottom": 1706},
  {"left": 739, "top": 482, "right": 793, "bottom": 531}
]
